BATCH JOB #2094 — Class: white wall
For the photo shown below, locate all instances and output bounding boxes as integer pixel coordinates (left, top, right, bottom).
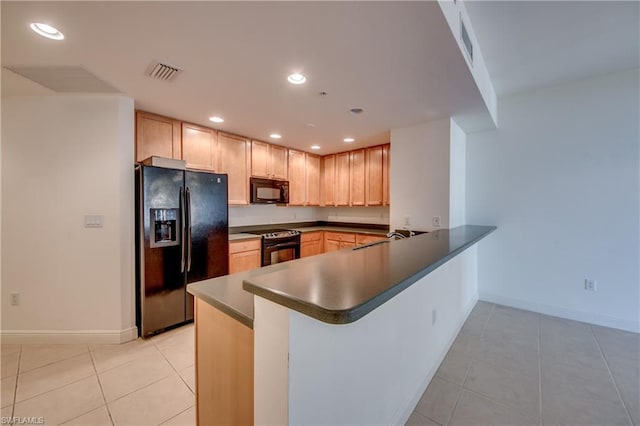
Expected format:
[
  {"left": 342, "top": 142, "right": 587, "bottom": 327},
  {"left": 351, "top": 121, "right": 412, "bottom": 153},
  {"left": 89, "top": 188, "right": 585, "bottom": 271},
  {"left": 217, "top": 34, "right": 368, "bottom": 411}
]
[
  {"left": 390, "top": 118, "right": 451, "bottom": 231},
  {"left": 466, "top": 69, "right": 640, "bottom": 332},
  {"left": 229, "top": 205, "right": 390, "bottom": 227},
  {"left": 449, "top": 119, "right": 467, "bottom": 228},
  {"left": 229, "top": 205, "right": 319, "bottom": 227},
  {"left": 1, "top": 95, "right": 136, "bottom": 343},
  {"left": 285, "top": 246, "right": 478, "bottom": 425}
]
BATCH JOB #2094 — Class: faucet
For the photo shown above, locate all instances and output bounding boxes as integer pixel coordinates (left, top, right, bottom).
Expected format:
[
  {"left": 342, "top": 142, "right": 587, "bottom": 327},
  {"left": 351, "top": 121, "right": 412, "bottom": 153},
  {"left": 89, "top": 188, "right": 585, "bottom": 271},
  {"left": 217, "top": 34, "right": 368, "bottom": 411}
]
[{"left": 386, "top": 231, "right": 407, "bottom": 239}]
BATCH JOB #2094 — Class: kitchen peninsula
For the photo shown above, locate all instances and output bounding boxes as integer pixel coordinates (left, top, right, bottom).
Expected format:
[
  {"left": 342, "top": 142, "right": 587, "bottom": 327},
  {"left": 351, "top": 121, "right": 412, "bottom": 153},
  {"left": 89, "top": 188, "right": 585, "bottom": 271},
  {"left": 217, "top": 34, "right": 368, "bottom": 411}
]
[{"left": 187, "top": 225, "right": 495, "bottom": 425}]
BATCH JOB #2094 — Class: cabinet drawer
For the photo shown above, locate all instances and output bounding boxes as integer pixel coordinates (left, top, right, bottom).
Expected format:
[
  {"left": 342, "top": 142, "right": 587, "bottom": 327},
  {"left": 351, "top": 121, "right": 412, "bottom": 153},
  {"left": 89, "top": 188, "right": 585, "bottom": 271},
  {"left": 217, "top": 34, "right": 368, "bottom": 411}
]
[
  {"left": 324, "top": 232, "right": 356, "bottom": 243},
  {"left": 356, "top": 234, "right": 387, "bottom": 245},
  {"left": 301, "top": 231, "right": 323, "bottom": 243},
  {"left": 229, "top": 239, "right": 261, "bottom": 254}
]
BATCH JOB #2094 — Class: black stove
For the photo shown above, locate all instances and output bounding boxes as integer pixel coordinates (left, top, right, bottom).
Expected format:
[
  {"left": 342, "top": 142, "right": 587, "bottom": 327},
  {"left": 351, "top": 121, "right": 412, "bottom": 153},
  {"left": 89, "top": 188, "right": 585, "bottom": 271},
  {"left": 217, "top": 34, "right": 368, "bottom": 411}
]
[{"left": 246, "top": 229, "right": 301, "bottom": 266}]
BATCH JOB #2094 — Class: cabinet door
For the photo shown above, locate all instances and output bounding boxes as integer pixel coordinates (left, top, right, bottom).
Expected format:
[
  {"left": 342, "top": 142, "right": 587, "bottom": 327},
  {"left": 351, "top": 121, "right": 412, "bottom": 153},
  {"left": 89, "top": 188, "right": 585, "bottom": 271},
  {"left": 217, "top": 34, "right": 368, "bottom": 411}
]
[
  {"left": 135, "top": 111, "right": 181, "bottom": 162},
  {"left": 322, "top": 155, "right": 336, "bottom": 206},
  {"left": 335, "top": 152, "right": 350, "bottom": 206},
  {"left": 305, "top": 153, "right": 321, "bottom": 206},
  {"left": 219, "top": 133, "right": 250, "bottom": 205},
  {"left": 182, "top": 123, "right": 218, "bottom": 171},
  {"left": 301, "top": 240, "right": 323, "bottom": 258},
  {"left": 229, "top": 250, "right": 261, "bottom": 274},
  {"left": 251, "top": 140, "right": 271, "bottom": 178},
  {"left": 271, "top": 145, "right": 289, "bottom": 180},
  {"left": 340, "top": 241, "right": 356, "bottom": 249},
  {"left": 324, "top": 238, "right": 341, "bottom": 253},
  {"left": 350, "top": 149, "right": 366, "bottom": 206},
  {"left": 288, "top": 149, "right": 306, "bottom": 206},
  {"left": 366, "top": 146, "right": 384, "bottom": 206},
  {"left": 383, "top": 144, "right": 390, "bottom": 206}
]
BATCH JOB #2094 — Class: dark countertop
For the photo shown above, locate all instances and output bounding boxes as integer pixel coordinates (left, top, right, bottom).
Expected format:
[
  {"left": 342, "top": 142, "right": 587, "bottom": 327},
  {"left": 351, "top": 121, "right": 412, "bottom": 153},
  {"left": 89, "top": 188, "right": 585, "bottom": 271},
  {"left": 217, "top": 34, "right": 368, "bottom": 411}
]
[
  {"left": 191, "top": 225, "right": 495, "bottom": 328},
  {"left": 228, "top": 233, "right": 262, "bottom": 242},
  {"left": 242, "top": 225, "right": 496, "bottom": 324},
  {"left": 289, "top": 226, "right": 388, "bottom": 236}
]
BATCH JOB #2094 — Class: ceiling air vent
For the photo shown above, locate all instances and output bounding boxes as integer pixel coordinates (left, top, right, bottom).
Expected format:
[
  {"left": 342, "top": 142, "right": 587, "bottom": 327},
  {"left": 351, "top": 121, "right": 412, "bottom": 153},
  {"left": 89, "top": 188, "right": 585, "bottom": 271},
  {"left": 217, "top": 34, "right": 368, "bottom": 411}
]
[{"left": 146, "top": 60, "right": 182, "bottom": 82}]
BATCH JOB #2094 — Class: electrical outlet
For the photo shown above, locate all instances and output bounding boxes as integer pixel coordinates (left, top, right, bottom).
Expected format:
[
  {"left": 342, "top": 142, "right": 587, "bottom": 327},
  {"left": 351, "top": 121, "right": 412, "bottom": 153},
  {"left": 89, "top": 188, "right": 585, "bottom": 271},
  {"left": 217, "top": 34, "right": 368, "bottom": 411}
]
[
  {"left": 404, "top": 216, "right": 411, "bottom": 227},
  {"left": 432, "top": 309, "right": 437, "bottom": 325},
  {"left": 585, "top": 279, "right": 597, "bottom": 292},
  {"left": 432, "top": 216, "right": 441, "bottom": 227},
  {"left": 10, "top": 292, "right": 19, "bottom": 306}
]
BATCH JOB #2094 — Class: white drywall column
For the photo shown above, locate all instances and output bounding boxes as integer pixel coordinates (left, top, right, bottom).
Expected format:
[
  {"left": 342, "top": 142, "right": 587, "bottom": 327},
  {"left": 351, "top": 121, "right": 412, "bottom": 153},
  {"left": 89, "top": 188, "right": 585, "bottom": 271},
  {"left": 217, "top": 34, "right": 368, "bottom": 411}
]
[
  {"left": 449, "top": 119, "right": 467, "bottom": 228},
  {"left": 390, "top": 118, "right": 451, "bottom": 231},
  {"left": 1, "top": 95, "right": 136, "bottom": 343},
  {"left": 466, "top": 69, "right": 640, "bottom": 332}
]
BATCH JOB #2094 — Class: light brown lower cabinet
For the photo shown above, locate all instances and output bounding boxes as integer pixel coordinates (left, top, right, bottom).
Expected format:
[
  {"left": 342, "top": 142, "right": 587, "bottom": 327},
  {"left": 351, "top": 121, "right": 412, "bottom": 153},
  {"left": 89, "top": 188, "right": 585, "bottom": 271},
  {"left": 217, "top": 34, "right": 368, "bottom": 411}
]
[
  {"left": 301, "top": 232, "right": 323, "bottom": 257},
  {"left": 195, "top": 298, "right": 253, "bottom": 426},
  {"left": 229, "top": 239, "right": 261, "bottom": 274},
  {"left": 324, "top": 231, "right": 356, "bottom": 252},
  {"left": 355, "top": 234, "right": 388, "bottom": 245}
]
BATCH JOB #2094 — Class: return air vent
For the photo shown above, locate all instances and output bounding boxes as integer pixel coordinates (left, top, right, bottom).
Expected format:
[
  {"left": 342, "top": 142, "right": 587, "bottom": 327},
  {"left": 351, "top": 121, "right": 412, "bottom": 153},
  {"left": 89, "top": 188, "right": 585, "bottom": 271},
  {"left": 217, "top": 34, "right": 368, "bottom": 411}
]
[{"left": 146, "top": 60, "right": 182, "bottom": 82}]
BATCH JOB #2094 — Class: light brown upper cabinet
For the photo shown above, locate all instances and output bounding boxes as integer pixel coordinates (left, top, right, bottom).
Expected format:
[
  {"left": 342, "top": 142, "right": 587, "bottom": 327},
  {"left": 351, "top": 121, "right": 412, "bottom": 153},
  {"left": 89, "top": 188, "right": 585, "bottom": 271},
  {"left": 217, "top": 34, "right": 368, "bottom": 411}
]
[
  {"left": 287, "top": 150, "right": 320, "bottom": 206},
  {"left": 251, "top": 141, "right": 288, "bottom": 180},
  {"left": 383, "top": 144, "right": 390, "bottom": 206},
  {"left": 366, "top": 145, "right": 384, "bottom": 206},
  {"left": 335, "top": 152, "right": 350, "bottom": 206},
  {"left": 135, "top": 111, "right": 181, "bottom": 163},
  {"left": 322, "top": 155, "right": 336, "bottom": 206},
  {"left": 288, "top": 149, "right": 306, "bottom": 206},
  {"left": 305, "top": 153, "right": 321, "bottom": 206},
  {"left": 350, "top": 149, "right": 366, "bottom": 206},
  {"left": 218, "top": 133, "right": 250, "bottom": 205},
  {"left": 182, "top": 123, "right": 218, "bottom": 171}
]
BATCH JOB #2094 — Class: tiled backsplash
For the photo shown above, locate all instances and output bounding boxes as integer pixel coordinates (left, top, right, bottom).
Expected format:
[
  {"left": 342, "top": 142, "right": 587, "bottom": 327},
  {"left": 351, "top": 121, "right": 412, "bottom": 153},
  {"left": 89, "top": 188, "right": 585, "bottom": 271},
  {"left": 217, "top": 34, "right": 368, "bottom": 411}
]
[{"left": 229, "top": 205, "right": 389, "bottom": 227}]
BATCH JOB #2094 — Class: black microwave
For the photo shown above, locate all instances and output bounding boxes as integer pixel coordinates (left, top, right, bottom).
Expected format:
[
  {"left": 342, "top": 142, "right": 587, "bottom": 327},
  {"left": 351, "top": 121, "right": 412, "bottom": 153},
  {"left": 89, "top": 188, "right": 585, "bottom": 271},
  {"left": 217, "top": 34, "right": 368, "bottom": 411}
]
[{"left": 250, "top": 177, "right": 289, "bottom": 204}]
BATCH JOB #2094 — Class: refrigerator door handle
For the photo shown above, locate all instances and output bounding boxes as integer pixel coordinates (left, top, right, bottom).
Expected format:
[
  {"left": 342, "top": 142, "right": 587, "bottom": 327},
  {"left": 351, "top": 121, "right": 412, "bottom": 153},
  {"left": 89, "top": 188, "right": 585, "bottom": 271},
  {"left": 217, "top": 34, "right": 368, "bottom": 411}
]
[
  {"left": 186, "top": 187, "right": 192, "bottom": 272},
  {"left": 180, "top": 187, "right": 186, "bottom": 273}
]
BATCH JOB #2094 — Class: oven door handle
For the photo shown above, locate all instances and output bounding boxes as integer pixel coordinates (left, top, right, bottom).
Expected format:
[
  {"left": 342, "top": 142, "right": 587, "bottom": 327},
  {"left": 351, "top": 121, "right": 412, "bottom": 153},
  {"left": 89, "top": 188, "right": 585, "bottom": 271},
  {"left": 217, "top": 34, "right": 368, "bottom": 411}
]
[{"left": 264, "top": 242, "right": 299, "bottom": 250}]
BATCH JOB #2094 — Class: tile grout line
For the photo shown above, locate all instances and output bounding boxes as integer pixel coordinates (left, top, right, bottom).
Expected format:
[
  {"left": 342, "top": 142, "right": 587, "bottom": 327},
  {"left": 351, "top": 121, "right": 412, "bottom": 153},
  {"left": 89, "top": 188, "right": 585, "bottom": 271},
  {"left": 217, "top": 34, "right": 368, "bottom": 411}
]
[
  {"left": 590, "top": 325, "right": 634, "bottom": 426},
  {"left": 10, "top": 345, "right": 23, "bottom": 419},
  {"left": 87, "top": 344, "right": 116, "bottom": 426},
  {"left": 446, "top": 302, "right": 496, "bottom": 426},
  {"left": 152, "top": 336, "right": 195, "bottom": 396},
  {"left": 537, "top": 313, "right": 542, "bottom": 426},
  {"left": 157, "top": 405, "right": 194, "bottom": 426}
]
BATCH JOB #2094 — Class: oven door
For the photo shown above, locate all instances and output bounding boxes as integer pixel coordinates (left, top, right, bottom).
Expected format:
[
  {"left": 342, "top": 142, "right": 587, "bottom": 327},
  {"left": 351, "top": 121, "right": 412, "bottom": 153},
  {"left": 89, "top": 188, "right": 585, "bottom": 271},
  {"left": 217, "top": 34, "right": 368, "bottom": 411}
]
[{"left": 262, "top": 237, "right": 300, "bottom": 266}]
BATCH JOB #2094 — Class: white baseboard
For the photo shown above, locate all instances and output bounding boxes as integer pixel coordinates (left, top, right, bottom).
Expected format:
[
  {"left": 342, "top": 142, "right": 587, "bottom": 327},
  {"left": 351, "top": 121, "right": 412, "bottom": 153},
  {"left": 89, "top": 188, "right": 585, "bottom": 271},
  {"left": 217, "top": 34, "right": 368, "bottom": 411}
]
[
  {"left": 395, "top": 293, "right": 479, "bottom": 425},
  {"left": 0, "top": 326, "right": 138, "bottom": 344},
  {"left": 479, "top": 292, "right": 640, "bottom": 333}
]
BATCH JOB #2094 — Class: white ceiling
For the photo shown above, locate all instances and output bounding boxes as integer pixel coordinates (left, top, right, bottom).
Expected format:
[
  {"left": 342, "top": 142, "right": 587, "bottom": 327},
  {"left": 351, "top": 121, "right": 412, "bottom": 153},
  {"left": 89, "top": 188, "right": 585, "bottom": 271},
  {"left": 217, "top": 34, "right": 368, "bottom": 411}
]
[
  {"left": 1, "top": 1, "right": 491, "bottom": 154},
  {"left": 465, "top": 1, "right": 640, "bottom": 97},
  {"left": 4, "top": 2, "right": 635, "bottom": 150}
]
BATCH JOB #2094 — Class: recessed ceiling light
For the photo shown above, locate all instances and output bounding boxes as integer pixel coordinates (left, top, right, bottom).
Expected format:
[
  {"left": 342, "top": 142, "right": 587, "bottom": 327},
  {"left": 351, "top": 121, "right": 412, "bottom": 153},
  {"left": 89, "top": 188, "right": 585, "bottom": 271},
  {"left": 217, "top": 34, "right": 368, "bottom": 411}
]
[
  {"left": 310, "top": 145, "right": 321, "bottom": 150},
  {"left": 209, "top": 116, "right": 224, "bottom": 123},
  {"left": 30, "top": 23, "right": 64, "bottom": 40},
  {"left": 270, "top": 133, "right": 282, "bottom": 139},
  {"left": 287, "top": 73, "right": 306, "bottom": 85},
  {"left": 343, "top": 137, "right": 355, "bottom": 143}
]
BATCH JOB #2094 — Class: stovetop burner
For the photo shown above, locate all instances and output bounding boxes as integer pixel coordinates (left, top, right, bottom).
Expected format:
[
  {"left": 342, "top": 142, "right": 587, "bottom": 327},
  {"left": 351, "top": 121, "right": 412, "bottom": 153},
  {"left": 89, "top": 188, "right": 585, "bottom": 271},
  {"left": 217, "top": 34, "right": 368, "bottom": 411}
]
[{"left": 248, "top": 228, "right": 301, "bottom": 240}]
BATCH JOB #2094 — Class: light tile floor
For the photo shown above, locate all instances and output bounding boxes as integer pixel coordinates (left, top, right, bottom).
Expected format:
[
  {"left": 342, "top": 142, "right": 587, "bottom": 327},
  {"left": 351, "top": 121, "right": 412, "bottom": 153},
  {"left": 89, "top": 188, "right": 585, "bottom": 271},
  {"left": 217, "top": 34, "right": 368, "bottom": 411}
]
[
  {"left": 2, "top": 303, "right": 638, "bottom": 426},
  {"left": 1, "top": 324, "right": 195, "bottom": 426},
  {"left": 407, "top": 302, "right": 640, "bottom": 426}
]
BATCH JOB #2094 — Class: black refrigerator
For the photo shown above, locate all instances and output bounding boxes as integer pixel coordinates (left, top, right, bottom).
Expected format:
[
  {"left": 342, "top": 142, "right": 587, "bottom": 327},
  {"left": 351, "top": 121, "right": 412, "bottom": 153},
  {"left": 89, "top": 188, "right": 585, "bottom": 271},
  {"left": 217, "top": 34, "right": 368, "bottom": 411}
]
[{"left": 135, "top": 165, "right": 229, "bottom": 337}]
